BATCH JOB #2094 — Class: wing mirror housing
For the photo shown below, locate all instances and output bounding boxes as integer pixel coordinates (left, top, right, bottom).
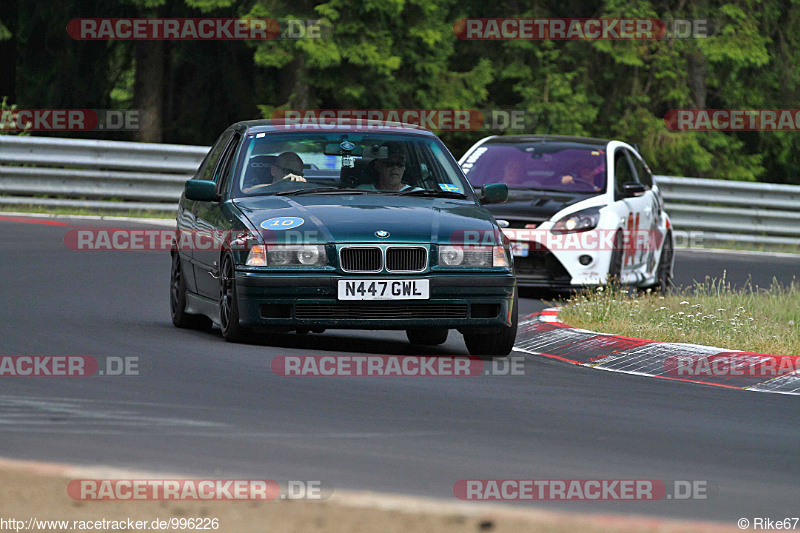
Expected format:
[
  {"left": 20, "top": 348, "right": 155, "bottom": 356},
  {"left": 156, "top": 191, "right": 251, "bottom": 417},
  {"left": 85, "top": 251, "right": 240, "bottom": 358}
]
[
  {"left": 622, "top": 181, "right": 646, "bottom": 198},
  {"left": 480, "top": 183, "right": 509, "bottom": 204},
  {"left": 185, "top": 179, "right": 219, "bottom": 202}
]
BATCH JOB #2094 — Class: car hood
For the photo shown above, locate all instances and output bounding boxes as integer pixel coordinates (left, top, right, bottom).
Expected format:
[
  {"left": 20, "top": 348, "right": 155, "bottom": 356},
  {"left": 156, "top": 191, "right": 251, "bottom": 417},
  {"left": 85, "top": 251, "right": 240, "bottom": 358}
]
[
  {"left": 233, "top": 195, "right": 502, "bottom": 244},
  {"left": 484, "top": 188, "right": 596, "bottom": 223}
]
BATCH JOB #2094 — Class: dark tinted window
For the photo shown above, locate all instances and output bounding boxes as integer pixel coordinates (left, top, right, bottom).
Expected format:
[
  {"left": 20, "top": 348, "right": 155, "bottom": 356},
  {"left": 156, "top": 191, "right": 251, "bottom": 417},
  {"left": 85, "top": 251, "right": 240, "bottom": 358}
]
[
  {"left": 630, "top": 152, "right": 653, "bottom": 189},
  {"left": 614, "top": 149, "right": 635, "bottom": 199},
  {"left": 196, "top": 130, "right": 234, "bottom": 181},
  {"left": 216, "top": 132, "right": 242, "bottom": 196}
]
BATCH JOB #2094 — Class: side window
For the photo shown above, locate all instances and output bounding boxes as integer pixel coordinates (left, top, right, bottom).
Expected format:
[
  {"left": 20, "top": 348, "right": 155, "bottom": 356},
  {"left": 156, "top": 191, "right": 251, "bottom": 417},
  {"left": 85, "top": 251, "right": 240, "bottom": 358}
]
[
  {"left": 630, "top": 151, "right": 653, "bottom": 189},
  {"left": 196, "top": 130, "right": 234, "bottom": 181},
  {"left": 216, "top": 132, "right": 242, "bottom": 196},
  {"left": 614, "top": 149, "right": 635, "bottom": 199}
]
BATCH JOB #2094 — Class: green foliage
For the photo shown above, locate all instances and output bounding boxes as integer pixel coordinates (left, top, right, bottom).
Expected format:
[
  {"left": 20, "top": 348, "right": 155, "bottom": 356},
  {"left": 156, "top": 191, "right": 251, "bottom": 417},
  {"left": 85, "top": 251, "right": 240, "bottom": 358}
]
[
  {"left": 183, "top": 0, "right": 237, "bottom": 11},
  {"left": 245, "top": 0, "right": 492, "bottom": 113},
  {"left": 0, "top": 97, "right": 31, "bottom": 136},
  {"left": 2, "top": 0, "right": 798, "bottom": 182},
  {"left": 0, "top": 19, "right": 11, "bottom": 40}
]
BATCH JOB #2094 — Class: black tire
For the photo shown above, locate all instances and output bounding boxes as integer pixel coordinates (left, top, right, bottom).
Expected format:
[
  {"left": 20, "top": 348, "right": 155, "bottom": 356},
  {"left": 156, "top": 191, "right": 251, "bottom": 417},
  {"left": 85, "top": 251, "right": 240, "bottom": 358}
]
[
  {"left": 219, "top": 253, "right": 250, "bottom": 342},
  {"left": 607, "top": 230, "right": 624, "bottom": 283},
  {"left": 406, "top": 328, "right": 449, "bottom": 346},
  {"left": 170, "top": 252, "right": 212, "bottom": 330},
  {"left": 464, "top": 293, "right": 519, "bottom": 359},
  {"left": 648, "top": 232, "right": 674, "bottom": 293}
]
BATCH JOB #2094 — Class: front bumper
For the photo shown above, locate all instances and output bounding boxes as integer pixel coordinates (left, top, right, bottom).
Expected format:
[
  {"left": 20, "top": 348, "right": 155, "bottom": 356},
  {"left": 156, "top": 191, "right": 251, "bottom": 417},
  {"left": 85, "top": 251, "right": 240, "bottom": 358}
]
[
  {"left": 511, "top": 247, "right": 578, "bottom": 289},
  {"left": 235, "top": 272, "right": 516, "bottom": 329},
  {"left": 507, "top": 229, "right": 617, "bottom": 289}
]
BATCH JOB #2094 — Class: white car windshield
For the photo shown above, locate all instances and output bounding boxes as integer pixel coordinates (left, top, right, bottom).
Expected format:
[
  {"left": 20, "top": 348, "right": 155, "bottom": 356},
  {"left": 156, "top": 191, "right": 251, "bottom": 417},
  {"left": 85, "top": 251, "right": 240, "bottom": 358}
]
[{"left": 463, "top": 142, "right": 607, "bottom": 193}]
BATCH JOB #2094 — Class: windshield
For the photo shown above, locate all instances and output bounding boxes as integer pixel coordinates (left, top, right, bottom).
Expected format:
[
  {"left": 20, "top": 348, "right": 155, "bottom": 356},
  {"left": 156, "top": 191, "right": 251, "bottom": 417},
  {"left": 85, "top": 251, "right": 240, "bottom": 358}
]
[
  {"left": 462, "top": 143, "right": 607, "bottom": 193},
  {"left": 231, "top": 132, "right": 473, "bottom": 199}
]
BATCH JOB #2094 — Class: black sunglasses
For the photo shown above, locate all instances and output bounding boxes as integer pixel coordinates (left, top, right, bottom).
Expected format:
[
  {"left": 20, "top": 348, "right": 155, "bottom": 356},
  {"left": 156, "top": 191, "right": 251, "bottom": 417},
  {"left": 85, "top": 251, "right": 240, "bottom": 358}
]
[{"left": 380, "top": 160, "right": 405, "bottom": 168}]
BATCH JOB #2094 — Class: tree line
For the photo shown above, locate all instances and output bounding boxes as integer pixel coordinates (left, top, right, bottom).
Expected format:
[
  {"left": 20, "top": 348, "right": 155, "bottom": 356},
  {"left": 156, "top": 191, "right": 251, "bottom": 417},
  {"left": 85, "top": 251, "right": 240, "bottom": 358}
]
[{"left": 1, "top": 0, "right": 798, "bottom": 183}]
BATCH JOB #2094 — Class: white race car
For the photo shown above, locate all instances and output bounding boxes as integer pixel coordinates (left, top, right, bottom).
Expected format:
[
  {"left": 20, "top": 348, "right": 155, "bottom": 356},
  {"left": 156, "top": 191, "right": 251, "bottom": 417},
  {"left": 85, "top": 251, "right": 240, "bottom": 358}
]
[{"left": 459, "top": 135, "right": 674, "bottom": 292}]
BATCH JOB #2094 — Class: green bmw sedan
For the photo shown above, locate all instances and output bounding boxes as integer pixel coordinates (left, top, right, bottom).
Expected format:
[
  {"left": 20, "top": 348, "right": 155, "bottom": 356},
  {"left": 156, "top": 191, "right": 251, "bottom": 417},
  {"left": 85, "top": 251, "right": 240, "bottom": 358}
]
[{"left": 170, "top": 119, "right": 518, "bottom": 357}]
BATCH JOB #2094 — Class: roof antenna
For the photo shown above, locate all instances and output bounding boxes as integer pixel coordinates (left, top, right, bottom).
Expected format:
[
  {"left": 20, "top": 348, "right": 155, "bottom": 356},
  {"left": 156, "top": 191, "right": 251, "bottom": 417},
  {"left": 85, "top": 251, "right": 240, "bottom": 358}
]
[{"left": 543, "top": 119, "right": 551, "bottom": 138}]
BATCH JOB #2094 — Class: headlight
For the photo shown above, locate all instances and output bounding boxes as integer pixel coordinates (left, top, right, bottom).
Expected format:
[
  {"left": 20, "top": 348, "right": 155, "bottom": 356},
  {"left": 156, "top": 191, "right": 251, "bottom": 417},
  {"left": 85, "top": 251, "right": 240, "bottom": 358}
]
[
  {"left": 439, "top": 246, "right": 464, "bottom": 266},
  {"left": 246, "top": 245, "right": 327, "bottom": 267},
  {"left": 439, "top": 245, "right": 508, "bottom": 267},
  {"left": 296, "top": 246, "right": 322, "bottom": 265},
  {"left": 552, "top": 207, "right": 601, "bottom": 233}
]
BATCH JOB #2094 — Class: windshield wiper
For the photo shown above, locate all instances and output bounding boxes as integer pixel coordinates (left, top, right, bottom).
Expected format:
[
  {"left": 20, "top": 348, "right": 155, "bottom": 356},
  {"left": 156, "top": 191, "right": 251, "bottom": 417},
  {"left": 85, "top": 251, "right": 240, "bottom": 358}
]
[
  {"left": 276, "top": 187, "right": 379, "bottom": 196},
  {"left": 396, "top": 189, "right": 468, "bottom": 199},
  {"left": 515, "top": 187, "right": 570, "bottom": 193},
  {"left": 515, "top": 187, "right": 594, "bottom": 193}
]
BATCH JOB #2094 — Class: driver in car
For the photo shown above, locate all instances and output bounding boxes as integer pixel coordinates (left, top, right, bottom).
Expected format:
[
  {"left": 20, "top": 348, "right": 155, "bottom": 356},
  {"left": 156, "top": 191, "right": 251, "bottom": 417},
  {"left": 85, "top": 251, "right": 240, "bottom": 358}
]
[
  {"left": 243, "top": 151, "right": 306, "bottom": 193},
  {"left": 559, "top": 163, "right": 604, "bottom": 190}
]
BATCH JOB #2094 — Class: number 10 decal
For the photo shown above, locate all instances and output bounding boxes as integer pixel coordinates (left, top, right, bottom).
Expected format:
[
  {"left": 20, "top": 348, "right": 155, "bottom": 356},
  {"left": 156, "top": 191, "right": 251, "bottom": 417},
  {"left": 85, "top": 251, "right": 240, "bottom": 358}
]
[{"left": 260, "top": 217, "right": 305, "bottom": 230}]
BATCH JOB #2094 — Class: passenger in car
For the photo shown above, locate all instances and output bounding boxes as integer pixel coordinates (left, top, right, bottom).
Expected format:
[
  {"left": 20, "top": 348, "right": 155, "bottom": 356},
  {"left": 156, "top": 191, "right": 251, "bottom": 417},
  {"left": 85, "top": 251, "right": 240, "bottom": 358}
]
[{"left": 357, "top": 142, "right": 420, "bottom": 192}]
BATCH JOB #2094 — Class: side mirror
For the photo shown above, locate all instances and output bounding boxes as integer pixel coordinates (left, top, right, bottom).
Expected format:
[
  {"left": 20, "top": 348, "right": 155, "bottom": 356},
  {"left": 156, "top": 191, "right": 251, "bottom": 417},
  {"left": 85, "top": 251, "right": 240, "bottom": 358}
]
[
  {"left": 185, "top": 179, "right": 218, "bottom": 202},
  {"left": 622, "top": 181, "right": 646, "bottom": 198},
  {"left": 480, "top": 183, "right": 509, "bottom": 204}
]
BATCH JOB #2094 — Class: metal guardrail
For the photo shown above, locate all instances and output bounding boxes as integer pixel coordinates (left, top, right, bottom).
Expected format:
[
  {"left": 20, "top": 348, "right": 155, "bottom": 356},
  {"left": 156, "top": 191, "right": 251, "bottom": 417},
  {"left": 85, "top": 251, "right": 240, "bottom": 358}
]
[
  {"left": 0, "top": 136, "right": 798, "bottom": 249},
  {"left": 0, "top": 136, "right": 207, "bottom": 213},
  {"left": 654, "top": 176, "right": 800, "bottom": 248}
]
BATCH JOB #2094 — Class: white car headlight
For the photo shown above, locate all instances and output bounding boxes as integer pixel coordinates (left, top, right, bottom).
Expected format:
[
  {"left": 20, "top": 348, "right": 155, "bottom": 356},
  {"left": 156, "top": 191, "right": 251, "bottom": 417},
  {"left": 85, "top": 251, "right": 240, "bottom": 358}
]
[
  {"left": 439, "top": 245, "right": 508, "bottom": 267},
  {"left": 552, "top": 207, "right": 601, "bottom": 233}
]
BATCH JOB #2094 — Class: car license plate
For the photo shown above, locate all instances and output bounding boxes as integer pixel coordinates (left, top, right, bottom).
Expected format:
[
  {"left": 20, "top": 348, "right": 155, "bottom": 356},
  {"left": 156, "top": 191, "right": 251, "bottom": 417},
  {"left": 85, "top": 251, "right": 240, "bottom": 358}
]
[
  {"left": 337, "top": 279, "right": 429, "bottom": 300},
  {"left": 510, "top": 242, "right": 529, "bottom": 257}
]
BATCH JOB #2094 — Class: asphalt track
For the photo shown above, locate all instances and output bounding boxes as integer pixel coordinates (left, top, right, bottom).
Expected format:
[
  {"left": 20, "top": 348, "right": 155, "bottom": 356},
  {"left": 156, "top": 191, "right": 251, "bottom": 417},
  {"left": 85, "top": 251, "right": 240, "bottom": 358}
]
[{"left": 0, "top": 216, "right": 798, "bottom": 524}]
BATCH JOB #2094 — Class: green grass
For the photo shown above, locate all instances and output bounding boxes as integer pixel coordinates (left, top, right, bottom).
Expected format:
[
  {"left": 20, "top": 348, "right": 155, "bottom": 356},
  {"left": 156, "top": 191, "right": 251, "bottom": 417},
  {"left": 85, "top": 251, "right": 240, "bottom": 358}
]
[
  {"left": 558, "top": 276, "right": 800, "bottom": 355},
  {"left": 0, "top": 205, "right": 175, "bottom": 219}
]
